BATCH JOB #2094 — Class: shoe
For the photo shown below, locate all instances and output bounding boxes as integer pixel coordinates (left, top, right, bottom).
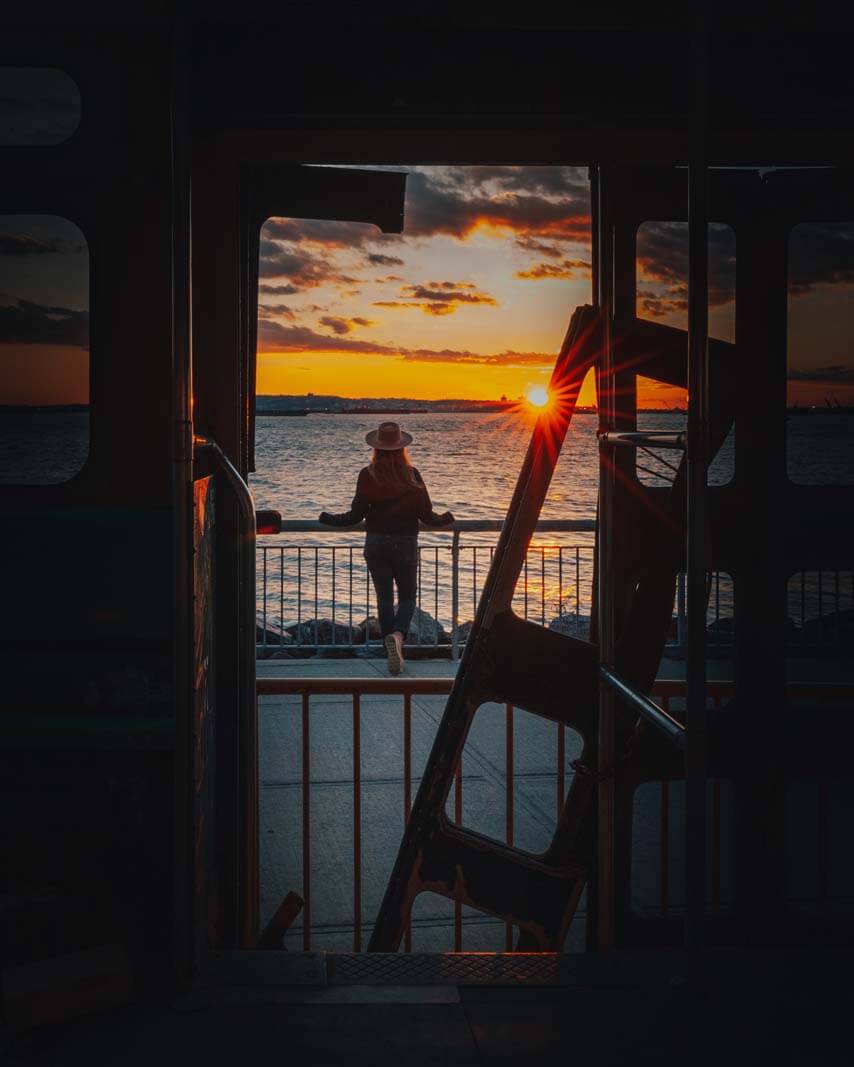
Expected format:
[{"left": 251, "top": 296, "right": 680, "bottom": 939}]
[
  {"left": 385, "top": 633, "right": 401, "bottom": 676},
  {"left": 394, "top": 631, "right": 405, "bottom": 673}
]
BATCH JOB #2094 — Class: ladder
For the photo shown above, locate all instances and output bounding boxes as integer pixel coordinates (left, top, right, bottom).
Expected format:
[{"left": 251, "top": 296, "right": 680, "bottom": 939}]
[{"left": 369, "top": 305, "right": 602, "bottom": 951}]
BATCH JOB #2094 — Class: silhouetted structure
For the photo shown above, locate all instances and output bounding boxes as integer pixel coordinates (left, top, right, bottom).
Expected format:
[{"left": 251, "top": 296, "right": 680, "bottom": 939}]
[{"left": 2, "top": 14, "right": 853, "bottom": 1062}]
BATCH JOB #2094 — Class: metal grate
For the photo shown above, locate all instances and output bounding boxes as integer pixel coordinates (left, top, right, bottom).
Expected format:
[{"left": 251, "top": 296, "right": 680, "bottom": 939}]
[{"left": 327, "top": 952, "right": 565, "bottom": 986}]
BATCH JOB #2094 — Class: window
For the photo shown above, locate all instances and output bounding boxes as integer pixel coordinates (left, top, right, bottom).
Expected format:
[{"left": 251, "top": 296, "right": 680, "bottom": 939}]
[
  {"left": 0, "top": 214, "right": 89, "bottom": 484},
  {"left": 635, "top": 221, "right": 736, "bottom": 486},
  {"left": 787, "top": 222, "right": 854, "bottom": 485},
  {"left": 0, "top": 67, "right": 81, "bottom": 145}
]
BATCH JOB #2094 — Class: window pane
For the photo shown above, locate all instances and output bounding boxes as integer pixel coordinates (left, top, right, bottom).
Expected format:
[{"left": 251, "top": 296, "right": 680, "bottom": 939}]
[
  {"left": 0, "top": 67, "right": 81, "bottom": 145},
  {"left": 0, "top": 214, "right": 89, "bottom": 483},
  {"left": 787, "top": 222, "right": 854, "bottom": 485},
  {"left": 635, "top": 221, "right": 736, "bottom": 485}
]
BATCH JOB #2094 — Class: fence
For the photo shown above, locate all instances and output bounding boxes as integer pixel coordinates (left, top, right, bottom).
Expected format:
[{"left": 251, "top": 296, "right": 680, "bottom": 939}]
[
  {"left": 256, "top": 521, "right": 852, "bottom": 658},
  {"left": 257, "top": 676, "right": 854, "bottom": 952},
  {"left": 256, "top": 519, "right": 597, "bottom": 657}
]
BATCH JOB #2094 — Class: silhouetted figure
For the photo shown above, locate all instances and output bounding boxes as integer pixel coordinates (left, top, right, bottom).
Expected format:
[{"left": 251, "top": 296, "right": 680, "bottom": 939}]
[{"left": 319, "top": 421, "right": 454, "bottom": 674}]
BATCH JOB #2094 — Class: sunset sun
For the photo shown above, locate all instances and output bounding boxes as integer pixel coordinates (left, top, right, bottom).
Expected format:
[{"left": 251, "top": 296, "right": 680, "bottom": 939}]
[{"left": 526, "top": 385, "right": 550, "bottom": 410}]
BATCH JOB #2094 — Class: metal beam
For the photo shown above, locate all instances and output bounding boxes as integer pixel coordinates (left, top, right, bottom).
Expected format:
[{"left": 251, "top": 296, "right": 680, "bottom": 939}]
[{"left": 685, "top": 28, "right": 710, "bottom": 952}]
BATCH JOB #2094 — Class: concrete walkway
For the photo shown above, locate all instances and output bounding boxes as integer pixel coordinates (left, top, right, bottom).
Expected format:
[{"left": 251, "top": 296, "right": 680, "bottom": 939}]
[{"left": 257, "top": 652, "right": 718, "bottom": 952}]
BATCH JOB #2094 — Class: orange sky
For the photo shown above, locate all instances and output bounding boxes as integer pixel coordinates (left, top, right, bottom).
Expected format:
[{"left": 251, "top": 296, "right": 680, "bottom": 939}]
[
  {"left": 0, "top": 344, "right": 88, "bottom": 405},
  {"left": 1, "top": 179, "right": 850, "bottom": 409},
  {"left": 256, "top": 166, "right": 602, "bottom": 402},
  {"left": 255, "top": 169, "right": 734, "bottom": 409}
]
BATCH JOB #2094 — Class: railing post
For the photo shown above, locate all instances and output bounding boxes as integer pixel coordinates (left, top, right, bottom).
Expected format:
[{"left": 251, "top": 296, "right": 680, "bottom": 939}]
[
  {"left": 451, "top": 527, "right": 461, "bottom": 660},
  {"left": 677, "top": 571, "right": 687, "bottom": 655}
]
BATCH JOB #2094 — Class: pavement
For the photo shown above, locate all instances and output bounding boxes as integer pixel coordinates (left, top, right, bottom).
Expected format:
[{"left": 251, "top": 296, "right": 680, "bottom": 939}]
[{"left": 256, "top": 651, "right": 729, "bottom": 953}]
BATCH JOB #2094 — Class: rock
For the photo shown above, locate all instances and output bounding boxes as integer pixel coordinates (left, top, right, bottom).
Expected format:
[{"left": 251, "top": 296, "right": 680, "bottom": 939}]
[
  {"left": 353, "top": 616, "right": 382, "bottom": 643},
  {"left": 352, "top": 609, "right": 449, "bottom": 644},
  {"left": 406, "top": 606, "right": 449, "bottom": 645},
  {"left": 548, "top": 613, "right": 591, "bottom": 640},
  {"left": 256, "top": 615, "right": 295, "bottom": 646},
  {"left": 451, "top": 620, "right": 475, "bottom": 645},
  {"left": 289, "top": 619, "right": 355, "bottom": 645}
]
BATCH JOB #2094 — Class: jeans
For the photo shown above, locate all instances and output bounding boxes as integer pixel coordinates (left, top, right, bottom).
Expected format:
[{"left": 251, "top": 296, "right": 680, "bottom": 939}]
[{"left": 363, "top": 533, "right": 418, "bottom": 639}]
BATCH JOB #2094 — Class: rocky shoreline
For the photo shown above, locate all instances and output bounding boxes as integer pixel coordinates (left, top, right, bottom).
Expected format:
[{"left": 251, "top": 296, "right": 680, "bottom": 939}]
[
  {"left": 256, "top": 607, "right": 594, "bottom": 658},
  {"left": 257, "top": 605, "right": 852, "bottom": 659}
]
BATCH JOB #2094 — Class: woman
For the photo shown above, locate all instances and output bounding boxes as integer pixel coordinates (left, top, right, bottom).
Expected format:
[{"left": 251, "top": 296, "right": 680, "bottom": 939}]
[{"left": 319, "top": 421, "right": 454, "bottom": 675}]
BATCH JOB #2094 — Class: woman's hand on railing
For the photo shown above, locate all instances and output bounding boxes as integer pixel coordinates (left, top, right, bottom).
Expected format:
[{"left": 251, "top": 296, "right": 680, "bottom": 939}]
[
  {"left": 439, "top": 511, "right": 455, "bottom": 526},
  {"left": 318, "top": 511, "right": 333, "bottom": 524}
]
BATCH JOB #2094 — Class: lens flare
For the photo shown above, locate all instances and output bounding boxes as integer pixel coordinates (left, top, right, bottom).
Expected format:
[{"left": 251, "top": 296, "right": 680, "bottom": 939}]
[{"left": 526, "top": 385, "right": 550, "bottom": 409}]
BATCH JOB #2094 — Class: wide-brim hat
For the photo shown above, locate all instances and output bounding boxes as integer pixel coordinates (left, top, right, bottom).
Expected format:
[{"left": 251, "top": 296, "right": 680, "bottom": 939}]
[{"left": 365, "top": 421, "right": 413, "bottom": 450}]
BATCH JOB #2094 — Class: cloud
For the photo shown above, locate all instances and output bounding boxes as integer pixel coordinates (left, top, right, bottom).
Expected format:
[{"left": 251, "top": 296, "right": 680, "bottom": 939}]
[
  {"left": 636, "top": 221, "right": 736, "bottom": 309},
  {"left": 0, "top": 233, "right": 79, "bottom": 256},
  {"left": 257, "top": 319, "right": 556, "bottom": 367},
  {"left": 262, "top": 218, "right": 389, "bottom": 250},
  {"left": 0, "top": 298, "right": 88, "bottom": 345},
  {"left": 637, "top": 284, "right": 688, "bottom": 318},
  {"left": 366, "top": 253, "right": 404, "bottom": 266},
  {"left": 403, "top": 283, "right": 495, "bottom": 305},
  {"left": 403, "top": 168, "right": 590, "bottom": 244},
  {"left": 372, "top": 279, "right": 497, "bottom": 316},
  {"left": 258, "top": 304, "right": 297, "bottom": 321},
  {"left": 259, "top": 283, "right": 299, "bottom": 296},
  {"left": 788, "top": 224, "right": 854, "bottom": 295},
  {"left": 514, "top": 236, "right": 567, "bottom": 258},
  {"left": 788, "top": 363, "right": 854, "bottom": 383},
  {"left": 450, "top": 166, "right": 589, "bottom": 199},
  {"left": 319, "top": 314, "right": 374, "bottom": 335},
  {"left": 259, "top": 242, "right": 360, "bottom": 288},
  {"left": 516, "top": 259, "right": 590, "bottom": 280},
  {"left": 402, "top": 347, "right": 556, "bottom": 366},
  {"left": 261, "top": 167, "right": 591, "bottom": 250},
  {"left": 374, "top": 274, "right": 404, "bottom": 283},
  {"left": 257, "top": 321, "right": 399, "bottom": 355}
]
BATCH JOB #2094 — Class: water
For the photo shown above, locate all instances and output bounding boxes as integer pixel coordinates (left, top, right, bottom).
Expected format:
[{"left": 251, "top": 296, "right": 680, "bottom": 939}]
[
  {"left": 0, "top": 412, "right": 89, "bottom": 484},
  {"left": 253, "top": 410, "right": 737, "bottom": 522},
  {"left": 252, "top": 411, "right": 736, "bottom": 638},
  {"left": 2, "top": 410, "right": 850, "bottom": 637}
]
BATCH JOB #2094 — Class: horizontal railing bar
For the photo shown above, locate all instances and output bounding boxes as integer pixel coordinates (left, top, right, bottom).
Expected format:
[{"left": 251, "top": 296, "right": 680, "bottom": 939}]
[
  {"left": 266, "top": 518, "right": 597, "bottom": 534},
  {"left": 258, "top": 677, "right": 851, "bottom": 700},
  {"left": 257, "top": 642, "right": 446, "bottom": 651},
  {"left": 600, "top": 666, "right": 686, "bottom": 748},
  {"left": 598, "top": 431, "right": 686, "bottom": 451},
  {"left": 258, "top": 677, "right": 455, "bottom": 696}
]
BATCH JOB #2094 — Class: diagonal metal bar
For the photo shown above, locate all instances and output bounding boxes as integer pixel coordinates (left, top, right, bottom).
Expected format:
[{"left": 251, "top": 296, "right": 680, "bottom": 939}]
[{"left": 368, "top": 304, "right": 601, "bottom": 952}]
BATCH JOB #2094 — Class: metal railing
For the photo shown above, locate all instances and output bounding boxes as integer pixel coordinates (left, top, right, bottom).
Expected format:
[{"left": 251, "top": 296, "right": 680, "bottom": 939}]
[
  {"left": 256, "top": 521, "right": 852, "bottom": 659},
  {"left": 257, "top": 676, "right": 854, "bottom": 952},
  {"left": 257, "top": 519, "right": 596, "bottom": 657}
]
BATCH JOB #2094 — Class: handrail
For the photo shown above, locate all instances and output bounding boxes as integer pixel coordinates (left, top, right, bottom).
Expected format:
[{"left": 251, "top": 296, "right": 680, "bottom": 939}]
[
  {"left": 257, "top": 677, "right": 453, "bottom": 696},
  {"left": 194, "top": 435, "right": 259, "bottom": 948},
  {"left": 257, "top": 677, "right": 852, "bottom": 699},
  {"left": 600, "top": 666, "right": 686, "bottom": 748},
  {"left": 263, "top": 518, "right": 597, "bottom": 534},
  {"left": 598, "top": 431, "right": 686, "bottom": 451}
]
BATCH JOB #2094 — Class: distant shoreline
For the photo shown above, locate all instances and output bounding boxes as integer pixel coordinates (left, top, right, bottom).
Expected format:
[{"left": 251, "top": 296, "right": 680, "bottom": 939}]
[
  {"left": 0, "top": 404, "right": 89, "bottom": 414},
  {"left": 6, "top": 402, "right": 853, "bottom": 417}
]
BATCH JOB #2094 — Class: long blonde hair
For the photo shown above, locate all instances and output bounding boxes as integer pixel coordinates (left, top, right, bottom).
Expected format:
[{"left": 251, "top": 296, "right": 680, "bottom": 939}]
[{"left": 368, "top": 447, "right": 420, "bottom": 492}]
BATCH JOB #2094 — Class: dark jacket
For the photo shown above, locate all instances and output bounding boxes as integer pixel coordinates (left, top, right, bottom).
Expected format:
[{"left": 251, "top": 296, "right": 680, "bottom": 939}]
[{"left": 319, "top": 466, "right": 454, "bottom": 536}]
